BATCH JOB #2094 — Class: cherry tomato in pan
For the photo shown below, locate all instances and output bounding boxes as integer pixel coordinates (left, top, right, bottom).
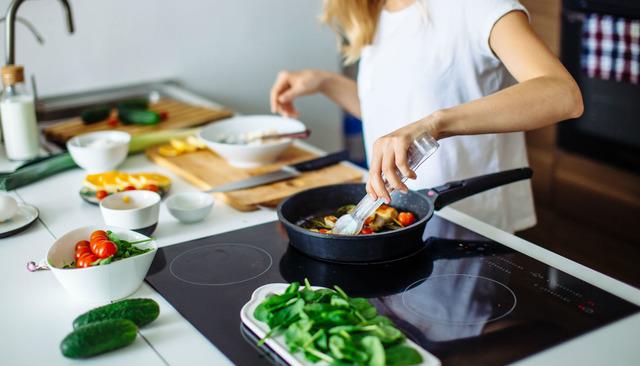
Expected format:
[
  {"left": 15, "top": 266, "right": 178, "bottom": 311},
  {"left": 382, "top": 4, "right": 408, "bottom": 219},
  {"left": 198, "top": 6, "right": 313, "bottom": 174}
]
[
  {"left": 94, "top": 240, "right": 117, "bottom": 259},
  {"left": 142, "top": 184, "right": 159, "bottom": 193},
  {"left": 398, "top": 212, "right": 416, "bottom": 227},
  {"left": 360, "top": 227, "right": 374, "bottom": 235},
  {"left": 76, "top": 253, "right": 99, "bottom": 268},
  {"left": 75, "top": 240, "right": 90, "bottom": 251},
  {"left": 96, "top": 190, "right": 108, "bottom": 200},
  {"left": 318, "top": 229, "right": 330, "bottom": 234}
]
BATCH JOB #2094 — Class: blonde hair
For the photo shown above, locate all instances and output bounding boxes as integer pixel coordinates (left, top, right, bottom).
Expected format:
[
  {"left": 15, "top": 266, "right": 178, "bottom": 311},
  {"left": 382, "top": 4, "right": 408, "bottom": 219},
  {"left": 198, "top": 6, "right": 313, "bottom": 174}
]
[{"left": 321, "top": 0, "right": 385, "bottom": 64}]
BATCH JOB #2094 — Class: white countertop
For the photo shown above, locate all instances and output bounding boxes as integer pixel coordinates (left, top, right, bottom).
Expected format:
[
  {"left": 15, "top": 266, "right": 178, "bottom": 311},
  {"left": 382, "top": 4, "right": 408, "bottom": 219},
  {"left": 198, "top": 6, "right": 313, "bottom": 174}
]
[{"left": 2, "top": 91, "right": 639, "bottom": 365}]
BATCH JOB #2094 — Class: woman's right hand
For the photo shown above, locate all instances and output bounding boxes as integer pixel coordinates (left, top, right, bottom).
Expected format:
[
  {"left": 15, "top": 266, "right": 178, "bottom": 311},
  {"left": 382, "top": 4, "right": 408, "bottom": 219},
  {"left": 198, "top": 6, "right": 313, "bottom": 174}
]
[{"left": 270, "top": 69, "right": 328, "bottom": 118}]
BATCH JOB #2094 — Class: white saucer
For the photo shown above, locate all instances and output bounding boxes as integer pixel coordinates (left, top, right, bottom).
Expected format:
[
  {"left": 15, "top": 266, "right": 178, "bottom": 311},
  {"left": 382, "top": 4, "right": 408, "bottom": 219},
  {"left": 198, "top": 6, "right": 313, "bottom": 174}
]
[{"left": 0, "top": 203, "right": 39, "bottom": 238}]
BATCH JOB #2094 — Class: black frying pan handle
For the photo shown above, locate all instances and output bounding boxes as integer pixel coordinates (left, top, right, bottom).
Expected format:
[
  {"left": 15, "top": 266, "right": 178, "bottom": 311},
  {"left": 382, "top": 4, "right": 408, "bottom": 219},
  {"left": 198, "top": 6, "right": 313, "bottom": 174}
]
[
  {"left": 291, "top": 150, "right": 349, "bottom": 172},
  {"left": 427, "top": 168, "right": 533, "bottom": 210}
]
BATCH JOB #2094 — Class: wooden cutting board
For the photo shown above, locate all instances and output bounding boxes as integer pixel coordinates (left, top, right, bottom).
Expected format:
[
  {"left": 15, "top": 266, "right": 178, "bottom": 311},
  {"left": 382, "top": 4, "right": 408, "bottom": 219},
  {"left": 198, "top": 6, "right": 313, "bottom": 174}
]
[
  {"left": 43, "top": 99, "right": 233, "bottom": 144},
  {"left": 146, "top": 145, "right": 363, "bottom": 211}
]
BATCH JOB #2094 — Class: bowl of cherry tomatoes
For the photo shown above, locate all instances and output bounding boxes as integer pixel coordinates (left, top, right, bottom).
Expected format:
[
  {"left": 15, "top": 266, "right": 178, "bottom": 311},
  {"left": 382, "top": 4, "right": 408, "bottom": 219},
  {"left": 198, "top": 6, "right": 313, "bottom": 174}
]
[{"left": 47, "top": 226, "right": 157, "bottom": 303}]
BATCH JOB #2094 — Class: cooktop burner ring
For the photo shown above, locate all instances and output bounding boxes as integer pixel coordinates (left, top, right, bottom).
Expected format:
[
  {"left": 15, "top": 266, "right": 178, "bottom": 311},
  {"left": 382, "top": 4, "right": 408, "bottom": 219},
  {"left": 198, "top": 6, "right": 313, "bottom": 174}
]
[
  {"left": 169, "top": 243, "right": 273, "bottom": 286},
  {"left": 401, "top": 274, "right": 517, "bottom": 326}
]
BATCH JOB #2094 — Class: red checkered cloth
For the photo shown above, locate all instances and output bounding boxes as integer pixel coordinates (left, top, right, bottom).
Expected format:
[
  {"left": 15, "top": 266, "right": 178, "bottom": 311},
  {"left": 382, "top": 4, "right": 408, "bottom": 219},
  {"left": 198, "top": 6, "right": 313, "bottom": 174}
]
[{"left": 581, "top": 13, "right": 640, "bottom": 84}]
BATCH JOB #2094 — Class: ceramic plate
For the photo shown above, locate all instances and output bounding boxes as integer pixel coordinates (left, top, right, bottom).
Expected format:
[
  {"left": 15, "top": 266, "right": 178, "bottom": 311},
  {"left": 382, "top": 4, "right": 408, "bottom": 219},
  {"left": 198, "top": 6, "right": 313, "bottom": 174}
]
[
  {"left": 240, "top": 283, "right": 441, "bottom": 366},
  {"left": 0, "top": 203, "right": 39, "bottom": 238}
]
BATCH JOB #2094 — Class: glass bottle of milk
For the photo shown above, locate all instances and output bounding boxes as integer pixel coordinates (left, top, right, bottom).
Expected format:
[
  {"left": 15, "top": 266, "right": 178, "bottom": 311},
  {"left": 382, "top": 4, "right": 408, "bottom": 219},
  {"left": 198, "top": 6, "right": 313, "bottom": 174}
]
[{"left": 0, "top": 65, "right": 39, "bottom": 160}]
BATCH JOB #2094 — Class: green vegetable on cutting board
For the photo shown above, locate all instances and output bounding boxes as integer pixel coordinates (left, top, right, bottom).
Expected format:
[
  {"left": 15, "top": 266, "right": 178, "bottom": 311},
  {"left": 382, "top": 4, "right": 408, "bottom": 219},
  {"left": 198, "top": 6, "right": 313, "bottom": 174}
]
[
  {"left": 254, "top": 280, "right": 424, "bottom": 366},
  {"left": 81, "top": 106, "right": 111, "bottom": 124},
  {"left": 80, "top": 98, "right": 155, "bottom": 125},
  {"left": 118, "top": 108, "right": 161, "bottom": 125},
  {"left": 60, "top": 298, "right": 160, "bottom": 359},
  {"left": 60, "top": 319, "right": 138, "bottom": 359}
]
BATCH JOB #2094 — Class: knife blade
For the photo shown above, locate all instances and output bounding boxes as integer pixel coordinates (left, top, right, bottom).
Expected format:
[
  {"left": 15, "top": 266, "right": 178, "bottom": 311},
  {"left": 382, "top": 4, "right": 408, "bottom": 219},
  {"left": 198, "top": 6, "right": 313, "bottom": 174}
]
[{"left": 204, "top": 150, "right": 350, "bottom": 193}]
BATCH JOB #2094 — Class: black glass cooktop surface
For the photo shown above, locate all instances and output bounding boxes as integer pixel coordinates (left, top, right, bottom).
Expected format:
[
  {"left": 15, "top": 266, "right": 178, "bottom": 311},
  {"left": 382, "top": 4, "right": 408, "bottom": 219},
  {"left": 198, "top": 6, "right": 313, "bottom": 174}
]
[{"left": 145, "top": 216, "right": 639, "bottom": 366}]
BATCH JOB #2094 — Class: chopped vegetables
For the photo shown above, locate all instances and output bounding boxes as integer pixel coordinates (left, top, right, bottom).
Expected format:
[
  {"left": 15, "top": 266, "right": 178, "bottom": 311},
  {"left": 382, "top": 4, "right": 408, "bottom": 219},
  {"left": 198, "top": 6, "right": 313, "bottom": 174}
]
[
  {"left": 397, "top": 212, "right": 416, "bottom": 227},
  {"left": 254, "top": 280, "right": 424, "bottom": 366},
  {"left": 157, "top": 136, "right": 207, "bottom": 157},
  {"left": 64, "top": 230, "right": 152, "bottom": 269},
  {"left": 301, "top": 205, "right": 417, "bottom": 235}
]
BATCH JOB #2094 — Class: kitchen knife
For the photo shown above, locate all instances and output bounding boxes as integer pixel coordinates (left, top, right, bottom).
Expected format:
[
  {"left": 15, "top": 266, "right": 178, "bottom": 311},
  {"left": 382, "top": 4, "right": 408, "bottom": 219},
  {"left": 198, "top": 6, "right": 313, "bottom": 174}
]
[{"left": 204, "top": 150, "right": 350, "bottom": 193}]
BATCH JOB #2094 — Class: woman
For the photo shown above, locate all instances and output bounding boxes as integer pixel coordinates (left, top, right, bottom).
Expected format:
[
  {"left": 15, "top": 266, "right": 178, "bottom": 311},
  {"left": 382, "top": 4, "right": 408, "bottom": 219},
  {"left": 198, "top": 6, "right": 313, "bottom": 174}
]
[{"left": 270, "top": 0, "right": 583, "bottom": 233}]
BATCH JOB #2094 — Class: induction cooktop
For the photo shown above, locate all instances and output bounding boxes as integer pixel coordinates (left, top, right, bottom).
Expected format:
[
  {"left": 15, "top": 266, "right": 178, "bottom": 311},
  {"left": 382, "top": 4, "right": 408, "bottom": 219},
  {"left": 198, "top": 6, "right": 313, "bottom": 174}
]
[{"left": 145, "top": 215, "right": 639, "bottom": 366}]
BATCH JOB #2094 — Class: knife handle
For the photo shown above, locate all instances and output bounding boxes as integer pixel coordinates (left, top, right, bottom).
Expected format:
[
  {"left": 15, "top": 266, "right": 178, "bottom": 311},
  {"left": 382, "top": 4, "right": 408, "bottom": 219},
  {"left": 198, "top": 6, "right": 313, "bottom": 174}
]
[{"left": 291, "top": 150, "right": 350, "bottom": 172}]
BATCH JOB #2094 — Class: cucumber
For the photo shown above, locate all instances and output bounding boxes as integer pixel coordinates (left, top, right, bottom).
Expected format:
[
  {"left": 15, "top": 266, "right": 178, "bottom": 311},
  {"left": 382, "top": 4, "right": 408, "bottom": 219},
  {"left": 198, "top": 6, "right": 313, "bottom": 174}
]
[
  {"left": 119, "top": 109, "right": 160, "bottom": 125},
  {"left": 116, "top": 99, "right": 149, "bottom": 111},
  {"left": 60, "top": 319, "right": 137, "bottom": 359},
  {"left": 81, "top": 106, "right": 110, "bottom": 124},
  {"left": 73, "top": 298, "right": 160, "bottom": 329}
]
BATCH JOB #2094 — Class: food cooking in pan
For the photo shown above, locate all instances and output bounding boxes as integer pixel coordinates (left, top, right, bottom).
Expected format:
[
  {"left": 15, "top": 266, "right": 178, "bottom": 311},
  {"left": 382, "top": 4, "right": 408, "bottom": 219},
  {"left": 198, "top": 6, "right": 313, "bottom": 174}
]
[{"left": 300, "top": 204, "right": 417, "bottom": 235}]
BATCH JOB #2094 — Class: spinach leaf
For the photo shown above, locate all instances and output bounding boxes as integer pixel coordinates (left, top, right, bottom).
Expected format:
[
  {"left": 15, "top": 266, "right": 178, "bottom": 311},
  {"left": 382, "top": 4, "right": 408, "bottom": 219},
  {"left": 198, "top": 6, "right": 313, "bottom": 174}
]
[
  {"left": 284, "top": 318, "right": 314, "bottom": 352},
  {"left": 267, "top": 298, "right": 304, "bottom": 329},
  {"left": 331, "top": 295, "right": 351, "bottom": 308},
  {"left": 350, "top": 297, "right": 378, "bottom": 320},
  {"left": 385, "top": 345, "right": 423, "bottom": 366},
  {"left": 362, "top": 336, "right": 386, "bottom": 366}
]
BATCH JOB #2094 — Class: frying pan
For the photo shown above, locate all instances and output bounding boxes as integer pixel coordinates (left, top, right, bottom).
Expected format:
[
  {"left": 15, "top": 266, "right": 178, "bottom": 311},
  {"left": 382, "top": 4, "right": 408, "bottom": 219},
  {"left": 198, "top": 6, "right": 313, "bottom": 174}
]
[{"left": 277, "top": 168, "right": 532, "bottom": 263}]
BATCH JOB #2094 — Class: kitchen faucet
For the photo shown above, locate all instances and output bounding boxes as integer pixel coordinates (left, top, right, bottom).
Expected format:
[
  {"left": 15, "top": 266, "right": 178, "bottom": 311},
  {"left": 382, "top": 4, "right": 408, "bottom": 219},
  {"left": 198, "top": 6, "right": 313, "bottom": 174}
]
[{"left": 4, "top": 0, "right": 74, "bottom": 65}]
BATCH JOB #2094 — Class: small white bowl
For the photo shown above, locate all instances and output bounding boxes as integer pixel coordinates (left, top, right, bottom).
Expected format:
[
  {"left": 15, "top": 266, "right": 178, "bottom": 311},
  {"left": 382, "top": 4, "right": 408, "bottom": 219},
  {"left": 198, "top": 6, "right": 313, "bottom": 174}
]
[
  {"left": 199, "top": 115, "right": 306, "bottom": 167},
  {"left": 47, "top": 225, "right": 157, "bottom": 303},
  {"left": 165, "top": 192, "right": 214, "bottom": 223},
  {"left": 67, "top": 131, "right": 131, "bottom": 172},
  {"left": 100, "top": 190, "right": 160, "bottom": 236}
]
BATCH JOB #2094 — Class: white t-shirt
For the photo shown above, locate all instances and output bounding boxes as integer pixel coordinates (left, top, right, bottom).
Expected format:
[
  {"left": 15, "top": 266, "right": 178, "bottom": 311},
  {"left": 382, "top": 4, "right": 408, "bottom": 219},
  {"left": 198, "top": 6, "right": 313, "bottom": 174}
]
[{"left": 357, "top": 0, "right": 536, "bottom": 233}]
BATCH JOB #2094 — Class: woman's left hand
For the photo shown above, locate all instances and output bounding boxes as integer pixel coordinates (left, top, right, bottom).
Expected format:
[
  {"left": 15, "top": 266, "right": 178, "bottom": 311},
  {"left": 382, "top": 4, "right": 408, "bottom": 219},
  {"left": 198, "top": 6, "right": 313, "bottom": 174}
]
[{"left": 367, "top": 113, "right": 440, "bottom": 203}]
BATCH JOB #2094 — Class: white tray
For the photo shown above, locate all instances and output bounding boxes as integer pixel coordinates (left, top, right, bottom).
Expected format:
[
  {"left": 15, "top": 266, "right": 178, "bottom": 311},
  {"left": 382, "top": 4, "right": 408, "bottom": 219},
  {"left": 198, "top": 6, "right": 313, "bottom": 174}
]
[{"left": 240, "top": 283, "right": 441, "bottom": 366}]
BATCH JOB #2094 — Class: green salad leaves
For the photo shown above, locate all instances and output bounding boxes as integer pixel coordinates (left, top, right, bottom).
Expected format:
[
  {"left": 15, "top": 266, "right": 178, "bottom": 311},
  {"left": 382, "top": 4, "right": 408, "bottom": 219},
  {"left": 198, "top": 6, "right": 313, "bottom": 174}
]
[{"left": 254, "top": 280, "right": 423, "bottom": 366}]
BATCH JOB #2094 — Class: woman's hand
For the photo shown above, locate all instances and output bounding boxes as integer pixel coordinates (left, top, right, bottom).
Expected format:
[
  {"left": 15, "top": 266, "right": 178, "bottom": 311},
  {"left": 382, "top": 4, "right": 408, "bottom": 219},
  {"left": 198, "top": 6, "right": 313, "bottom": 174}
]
[
  {"left": 270, "top": 69, "right": 362, "bottom": 118},
  {"left": 270, "top": 69, "right": 328, "bottom": 118},
  {"left": 367, "top": 113, "right": 441, "bottom": 203}
]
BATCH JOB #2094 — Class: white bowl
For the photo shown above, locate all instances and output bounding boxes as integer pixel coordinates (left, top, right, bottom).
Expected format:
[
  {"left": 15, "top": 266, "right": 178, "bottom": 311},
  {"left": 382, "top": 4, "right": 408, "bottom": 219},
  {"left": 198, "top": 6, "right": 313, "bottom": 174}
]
[
  {"left": 100, "top": 190, "right": 161, "bottom": 236},
  {"left": 165, "top": 192, "right": 214, "bottom": 223},
  {"left": 47, "top": 225, "right": 157, "bottom": 303},
  {"left": 67, "top": 131, "right": 131, "bottom": 172},
  {"left": 198, "top": 115, "right": 306, "bottom": 167}
]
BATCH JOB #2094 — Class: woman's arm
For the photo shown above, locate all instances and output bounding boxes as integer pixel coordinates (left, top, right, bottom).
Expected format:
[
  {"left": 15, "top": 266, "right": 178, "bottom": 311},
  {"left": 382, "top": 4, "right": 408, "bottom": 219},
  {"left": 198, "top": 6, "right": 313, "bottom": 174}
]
[
  {"left": 367, "top": 11, "right": 583, "bottom": 202},
  {"left": 270, "top": 69, "right": 361, "bottom": 118},
  {"left": 432, "top": 11, "right": 583, "bottom": 139}
]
